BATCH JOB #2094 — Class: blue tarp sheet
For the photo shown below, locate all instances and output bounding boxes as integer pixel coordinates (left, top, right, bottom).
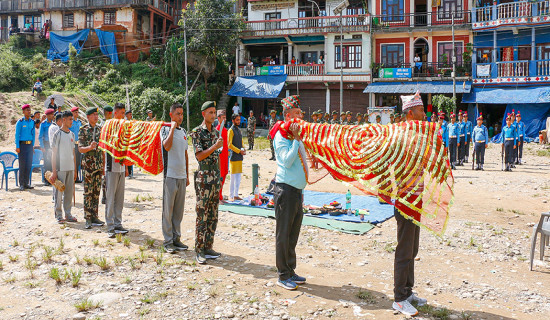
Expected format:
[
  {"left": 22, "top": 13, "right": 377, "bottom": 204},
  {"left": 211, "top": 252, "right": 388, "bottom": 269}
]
[
  {"left": 95, "top": 29, "right": 119, "bottom": 64},
  {"left": 363, "top": 81, "right": 472, "bottom": 94},
  {"left": 225, "top": 190, "right": 395, "bottom": 225},
  {"left": 463, "top": 86, "right": 550, "bottom": 104},
  {"left": 491, "top": 103, "right": 550, "bottom": 142},
  {"left": 227, "top": 75, "right": 287, "bottom": 99},
  {"left": 47, "top": 29, "right": 90, "bottom": 62}
]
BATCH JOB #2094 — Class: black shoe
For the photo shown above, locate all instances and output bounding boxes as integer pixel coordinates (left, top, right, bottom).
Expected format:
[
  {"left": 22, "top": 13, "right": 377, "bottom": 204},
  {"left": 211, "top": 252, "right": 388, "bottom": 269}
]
[
  {"left": 269, "top": 157, "right": 275, "bottom": 161},
  {"left": 91, "top": 217, "right": 105, "bottom": 226},
  {"left": 85, "top": 219, "right": 92, "bottom": 229},
  {"left": 107, "top": 230, "right": 116, "bottom": 238},
  {"left": 25, "top": 185, "right": 34, "bottom": 189},
  {"left": 115, "top": 226, "right": 129, "bottom": 234},
  {"left": 173, "top": 240, "right": 188, "bottom": 251},
  {"left": 75, "top": 179, "right": 83, "bottom": 183},
  {"left": 205, "top": 249, "right": 221, "bottom": 259},
  {"left": 164, "top": 244, "right": 176, "bottom": 254},
  {"left": 44, "top": 181, "right": 51, "bottom": 186},
  {"left": 19, "top": 185, "right": 25, "bottom": 191},
  {"left": 196, "top": 251, "right": 207, "bottom": 264}
]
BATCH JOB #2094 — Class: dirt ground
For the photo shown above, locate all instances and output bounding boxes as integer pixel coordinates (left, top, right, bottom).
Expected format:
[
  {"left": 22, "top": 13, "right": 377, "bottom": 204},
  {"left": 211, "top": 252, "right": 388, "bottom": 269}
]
[{"left": 1, "top": 93, "right": 550, "bottom": 320}]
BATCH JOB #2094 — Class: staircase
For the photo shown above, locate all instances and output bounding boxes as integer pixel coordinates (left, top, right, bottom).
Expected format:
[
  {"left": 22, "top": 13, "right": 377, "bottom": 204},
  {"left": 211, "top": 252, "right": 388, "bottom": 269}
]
[{"left": 217, "top": 85, "right": 233, "bottom": 111}]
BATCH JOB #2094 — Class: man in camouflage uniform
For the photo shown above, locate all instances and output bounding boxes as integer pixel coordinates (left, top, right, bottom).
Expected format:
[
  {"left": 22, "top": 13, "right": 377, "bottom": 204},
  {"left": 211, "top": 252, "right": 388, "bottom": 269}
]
[
  {"left": 323, "top": 112, "right": 330, "bottom": 124},
  {"left": 190, "top": 101, "right": 224, "bottom": 264},
  {"left": 78, "top": 107, "right": 105, "bottom": 229},
  {"left": 268, "top": 110, "right": 277, "bottom": 161},
  {"left": 355, "top": 113, "right": 364, "bottom": 125},
  {"left": 346, "top": 111, "right": 353, "bottom": 125},
  {"left": 330, "top": 111, "right": 339, "bottom": 124},
  {"left": 340, "top": 112, "right": 346, "bottom": 124},
  {"left": 364, "top": 112, "right": 370, "bottom": 123},
  {"left": 247, "top": 110, "right": 256, "bottom": 150}
]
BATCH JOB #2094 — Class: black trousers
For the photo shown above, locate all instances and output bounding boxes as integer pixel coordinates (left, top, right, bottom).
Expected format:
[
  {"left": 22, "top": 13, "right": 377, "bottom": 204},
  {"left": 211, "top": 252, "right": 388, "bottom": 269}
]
[
  {"left": 448, "top": 137, "right": 457, "bottom": 164},
  {"left": 465, "top": 135, "right": 471, "bottom": 158},
  {"left": 517, "top": 136, "right": 524, "bottom": 160},
  {"left": 394, "top": 208, "right": 420, "bottom": 302},
  {"left": 504, "top": 140, "right": 514, "bottom": 164},
  {"left": 18, "top": 143, "right": 33, "bottom": 187},
  {"left": 274, "top": 183, "right": 303, "bottom": 281},
  {"left": 474, "top": 142, "right": 485, "bottom": 164},
  {"left": 458, "top": 136, "right": 465, "bottom": 161}
]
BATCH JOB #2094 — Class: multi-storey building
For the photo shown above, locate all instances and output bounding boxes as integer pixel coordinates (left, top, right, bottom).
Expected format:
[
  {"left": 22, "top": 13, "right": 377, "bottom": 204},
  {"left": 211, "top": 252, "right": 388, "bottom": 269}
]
[
  {"left": 236, "top": 0, "right": 372, "bottom": 118},
  {"left": 366, "top": 0, "right": 473, "bottom": 116},
  {"left": 0, "top": 0, "right": 186, "bottom": 62},
  {"left": 467, "top": 0, "right": 550, "bottom": 131}
]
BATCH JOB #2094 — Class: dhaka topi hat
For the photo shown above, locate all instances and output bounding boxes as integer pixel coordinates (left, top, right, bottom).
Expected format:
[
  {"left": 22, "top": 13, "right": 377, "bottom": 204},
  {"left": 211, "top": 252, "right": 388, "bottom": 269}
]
[
  {"left": 401, "top": 90, "right": 423, "bottom": 112},
  {"left": 281, "top": 95, "right": 301, "bottom": 111},
  {"left": 201, "top": 101, "right": 216, "bottom": 111}
]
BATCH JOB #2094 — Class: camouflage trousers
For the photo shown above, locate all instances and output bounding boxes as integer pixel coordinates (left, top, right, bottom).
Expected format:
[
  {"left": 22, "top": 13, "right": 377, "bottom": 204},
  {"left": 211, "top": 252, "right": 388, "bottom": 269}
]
[
  {"left": 247, "top": 131, "right": 254, "bottom": 149},
  {"left": 269, "top": 137, "right": 275, "bottom": 158},
  {"left": 101, "top": 176, "right": 106, "bottom": 204},
  {"left": 83, "top": 169, "right": 102, "bottom": 220},
  {"left": 194, "top": 182, "right": 221, "bottom": 252}
]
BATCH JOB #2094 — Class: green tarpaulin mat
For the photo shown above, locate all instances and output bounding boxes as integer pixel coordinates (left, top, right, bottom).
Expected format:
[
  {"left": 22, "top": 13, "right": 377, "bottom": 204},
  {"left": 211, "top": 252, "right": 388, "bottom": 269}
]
[{"left": 219, "top": 204, "right": 374, "bottom": 235}]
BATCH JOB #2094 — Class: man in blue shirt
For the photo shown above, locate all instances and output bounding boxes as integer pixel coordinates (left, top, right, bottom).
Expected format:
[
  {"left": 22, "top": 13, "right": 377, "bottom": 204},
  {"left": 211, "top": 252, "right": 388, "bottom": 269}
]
[
  {"left": 39, "top": 108, "right": 55, "bottom": 185},
  {"left": 463, "top": 111, "right": 473, "bottom": 163},
  {"left": 509, "top": 110, "right": 518, "bottom": 168},
  {"left": 70, "top": 107, "right": 83, "bottom": 182},
  {"left": 15, "top": 104, "right": 35, "bottom": 190},
  {"left": 272, "top": 95, "right": 308, "bottom": 291},
  {"left": 515, "top": 111, "right": 525, "bottom": 165},
  {"left": 437, "top": 112, "right": 448, "bottom": 147},
  {"left": 472, "top": 113, "right": 489, "bottom": 171},
  {"left": 457, "top": 111, "right": 466, "bottom": 166},
  {"left": 446, "top": 113, "right": 459, "bottom": 170},
  {"left": 502, "top": 113, "right": 517, "bottom": 171}
]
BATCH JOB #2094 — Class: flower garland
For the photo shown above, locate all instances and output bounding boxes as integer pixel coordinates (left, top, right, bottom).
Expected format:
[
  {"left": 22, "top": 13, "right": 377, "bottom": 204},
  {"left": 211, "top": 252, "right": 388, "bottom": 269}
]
[{"left": 277, "top": 119, "right": 454, "bottom": 237}]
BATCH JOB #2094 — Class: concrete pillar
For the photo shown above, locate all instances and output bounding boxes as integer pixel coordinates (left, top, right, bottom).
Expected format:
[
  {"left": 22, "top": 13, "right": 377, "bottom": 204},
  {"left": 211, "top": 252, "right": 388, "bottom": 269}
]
[
  {"left": 369, "top": 92, "right": 375, "bottom": 109},
  {"left": 149, "top": 11, "right": 154, "bottom": 46},
  {"left": 280, "top": 47, "right": 284, "bottom": 64},
  {"left": 287, "top": 43, "right": 293, "bottom": 63},
  {"left": 428, "top": 36, "right": 433, "bottom": 63},
  {"left": 286, "top": 89, "right": 290, "bottom": 97},
  {"left": 409, "top": 35, "right": 414, "bottom": 67},
  {"left": 326, "top": 87, "right": 330, "bottom": 112}
]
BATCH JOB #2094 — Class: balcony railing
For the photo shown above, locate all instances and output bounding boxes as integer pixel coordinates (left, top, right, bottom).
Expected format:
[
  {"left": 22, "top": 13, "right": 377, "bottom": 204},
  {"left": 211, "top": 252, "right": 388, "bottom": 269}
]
[
  {"left": 243, "top": 14, "right": 369, "bottom": 37},
  {"left": 238, "top": 64, "right": 325, "bottom": 77},
  {"left": 41, "top": 0, "right": 173, "bottom": 16},
  {"left": 473, "top": 0, "right": 550, "bottom": 29},
  {"left": 0, "top": 0, "right": 44, "bottom": 11},
  {"left": 497, "top": 60, "right": 529, "bottom": 77},
  {"left": 372, "top": 10, "right": 470, "bottom": 29},
  {"left": 373, "top": 62, "right": 472, "bottom": 78},
  {"left": 537, "top": 59, "right": 550, "bottom": 76}
]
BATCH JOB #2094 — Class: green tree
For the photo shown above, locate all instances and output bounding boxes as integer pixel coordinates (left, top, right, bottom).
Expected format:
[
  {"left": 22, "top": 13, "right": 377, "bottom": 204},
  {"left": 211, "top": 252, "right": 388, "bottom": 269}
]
[{"left": 432, "top": 94, "right": 456, "bottom": 115}]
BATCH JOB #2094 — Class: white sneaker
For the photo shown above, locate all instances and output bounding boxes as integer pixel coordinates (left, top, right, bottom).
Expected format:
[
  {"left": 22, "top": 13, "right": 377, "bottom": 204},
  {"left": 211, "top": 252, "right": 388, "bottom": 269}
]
[
  {"left": 393, "top": 300, "right": 419, "bottom": 317},
  {"left": 407, "top": 293, "right": 427, "bottom": 306}
]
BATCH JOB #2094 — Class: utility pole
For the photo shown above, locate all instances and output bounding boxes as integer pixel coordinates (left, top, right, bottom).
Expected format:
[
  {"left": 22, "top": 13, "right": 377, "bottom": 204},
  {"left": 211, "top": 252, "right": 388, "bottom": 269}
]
[
  {"left": 452, "top": 12, "right": 457, "bottom": 113},
  {"left": 184, "top": 16, "right": 190, "bottom": 132},
  {"left": 339, "top": 11, "right": 344, "bottom": 115}
]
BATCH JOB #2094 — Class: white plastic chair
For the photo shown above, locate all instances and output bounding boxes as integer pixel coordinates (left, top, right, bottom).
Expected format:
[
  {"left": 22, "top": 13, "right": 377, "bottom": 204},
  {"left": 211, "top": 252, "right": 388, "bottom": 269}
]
[{"left": 530, "top": 212, "right": 550, "bottom": 271}]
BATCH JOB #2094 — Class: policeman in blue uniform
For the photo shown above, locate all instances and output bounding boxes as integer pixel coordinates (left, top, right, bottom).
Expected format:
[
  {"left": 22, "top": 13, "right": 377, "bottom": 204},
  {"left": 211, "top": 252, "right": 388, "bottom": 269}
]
[
  {"left": 457, "top": 111, "right": 466, "bottom": 166},
  {"left": 15, "top": 104, "right": 36, "bottom": 191},
  {"left": 515, "top": 111, "right": 525, "bottom": 165},
  {"left": 501, "top": 113, "right": 517, "bottom": 172},
  {"left": 463, "top": 111, "right": 473, "bottom": 163},
  {"left": 472, "top": 113, "right": 489, "bottom": 171},
  {"left": 446, "top": 113, "right": 459, "bottom": 170},
  {"left": 437, "top": 112, "right": 448, "bottom": 147}
]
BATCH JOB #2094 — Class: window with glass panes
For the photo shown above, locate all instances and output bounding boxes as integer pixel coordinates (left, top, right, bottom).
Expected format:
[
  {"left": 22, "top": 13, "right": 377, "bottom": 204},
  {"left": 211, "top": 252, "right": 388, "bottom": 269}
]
[
  {"left": 335, "top": 45, "right": 362, "bottom": 68},
  {"left": 438, "top": 0, "right": 463, "bottom": 19},
  {"left": 86, "top": 13, "right": 93, "bottom": 29},
  {"left": 63, "top": 13, "right": 74, "bottom": 28},
  {"left": 381, "top": 44, "right": 404, "bottom": 67},
  {"left": 538, "top": 43, "right": 550, "bottom": 60},
  {"left": 438, "top": 42, "right": 463, "bottom": 64},
  {"left": 104, "top": 12, "right": 116, "bottom": 25}
]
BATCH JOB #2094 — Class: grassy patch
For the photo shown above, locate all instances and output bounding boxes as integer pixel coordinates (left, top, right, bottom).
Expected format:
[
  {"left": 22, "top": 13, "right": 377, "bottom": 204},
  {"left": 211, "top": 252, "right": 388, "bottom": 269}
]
[
  {"left": 94, "top": 257, "right": 110, "bottom": 271},
  {"left": 49, "top": 267, "right": 64, "bottom": 285},
  {"left": 355, "top": 289, "right": 376, "bottom": 303},
  {"left": 496, "top": 207, "right": 504, "bottom": 212},
  {"left": 123, "top": 237, "right": 131, "bottom": 247},
  {"left": 384, "top": 242, "right": 396, "bottom": 253},
  {"left": 4, "top": 276, "right": 16, "bottom": 284},
  {"left": 417, "top": 305, "right": 451, "bottom": 320},
  {"left": 134, "top": 194, "right": 154, "bottom": 202},
  {"left": 536, "top": 149, "right": 550, "bottom": 157},
  {"left": 74, "top": 298, "right": 102, "bottom": 312},
  {"left": 68, "top": 269, "right": 82, "bottom": 287},
  {"left": 8, "top": 255, "right": 19, "bottom": 263},
  {"left": 42, "top": 246, "right": 55, "bottom": 263}
]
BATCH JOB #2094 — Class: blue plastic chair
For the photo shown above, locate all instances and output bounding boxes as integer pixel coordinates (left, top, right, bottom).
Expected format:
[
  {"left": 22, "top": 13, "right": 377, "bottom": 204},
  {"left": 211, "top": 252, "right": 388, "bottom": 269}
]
[
  {"left": 0, "top": 151, "right": 20, "bottom": 191},
  {"left": 29, "top": 149, "right": 44, "bottom": 186}
]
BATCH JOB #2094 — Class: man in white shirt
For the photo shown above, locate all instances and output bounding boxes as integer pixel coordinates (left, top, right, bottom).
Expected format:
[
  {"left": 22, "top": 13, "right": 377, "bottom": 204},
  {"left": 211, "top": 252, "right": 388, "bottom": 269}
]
[
  {"left": 161, "top": 103, "right": 190, "bottom": 253},
  {"left": 232, "top": 102, "right": 240, "bottom": 115}
]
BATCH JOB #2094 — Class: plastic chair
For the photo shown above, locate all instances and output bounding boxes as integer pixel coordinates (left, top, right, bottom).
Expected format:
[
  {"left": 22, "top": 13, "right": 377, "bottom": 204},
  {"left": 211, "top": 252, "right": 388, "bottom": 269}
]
[
  {"left": 0, "top": 151, "right": 20, "bottom": 191},
  {"left": 530, "top": 212, "right": 550, "bottom": 271},
  {"left": 29, "top": 149, "right": 44, "bottom": 186}
]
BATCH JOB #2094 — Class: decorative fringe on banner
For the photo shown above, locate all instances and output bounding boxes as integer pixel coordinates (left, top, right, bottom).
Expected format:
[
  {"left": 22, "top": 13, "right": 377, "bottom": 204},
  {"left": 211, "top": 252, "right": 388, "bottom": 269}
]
[
  {"left": 276, "top": 119, "right": 454, "bottom": 237},
  {"left": 99, "top": 119, "right": 165, "bottom": 175}
]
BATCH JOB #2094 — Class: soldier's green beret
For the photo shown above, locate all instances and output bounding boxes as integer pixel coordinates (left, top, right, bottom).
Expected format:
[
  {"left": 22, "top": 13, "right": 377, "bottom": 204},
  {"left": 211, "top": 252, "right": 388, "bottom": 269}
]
[
  {"left": 86, "top": 107, "right": 98, "bottom": 116},
  {"left": 201, "top": 101, "right": 216, "bottom": 111},
  {"left": 346, "top": 111, "right": 352, "bottom": 115},
  {"left": 312, "top": 111, "right": 318, "bottom": 116},
  {"left": 103, "top": 105, "right": 113, "bottom": 112},
  {"left": 340, "top": 112, "right": 345, "bottom": 116},
  {"left": 332, "top": 111, "right": 338, "bottom": 115},
  {"left": 356, "top": 113, "right": 362, "bottom": 118}
]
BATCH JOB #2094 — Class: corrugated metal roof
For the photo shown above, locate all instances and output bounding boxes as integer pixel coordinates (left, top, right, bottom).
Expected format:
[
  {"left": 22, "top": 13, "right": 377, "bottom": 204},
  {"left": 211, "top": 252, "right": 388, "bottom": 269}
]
[
  {"left": 363, "top": 81, "right": 472, "bottom": 94},
  {"left": 463, "top": 86, "right": 550, "bottom": 104}
]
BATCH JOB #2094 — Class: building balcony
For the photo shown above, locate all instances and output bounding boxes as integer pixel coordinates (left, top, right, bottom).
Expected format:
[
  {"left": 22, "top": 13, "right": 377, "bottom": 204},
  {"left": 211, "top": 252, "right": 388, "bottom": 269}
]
[
  {"left": 0, "top": 0, "right": 44, "bottom": 12},
  {"left": 372, "top": 62, "right": 472, "bottom": 81},
  {"left": 242, "top": 14, "right": 370, "bottom": 38},
  {"left": 472, "top": 0, "right": 550, "bottom": 30},
  {"left": 237, "top": 64, "right": 370, "bottom": 83},
  {"left": 19, "top": 0, "right": 176, "bottom": 17},
  {"left": 372, "top": 11, "right": 470, "bottom": 31},
  {"left": 473, "top": 60, "right": 550, "bottom": 84}
]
